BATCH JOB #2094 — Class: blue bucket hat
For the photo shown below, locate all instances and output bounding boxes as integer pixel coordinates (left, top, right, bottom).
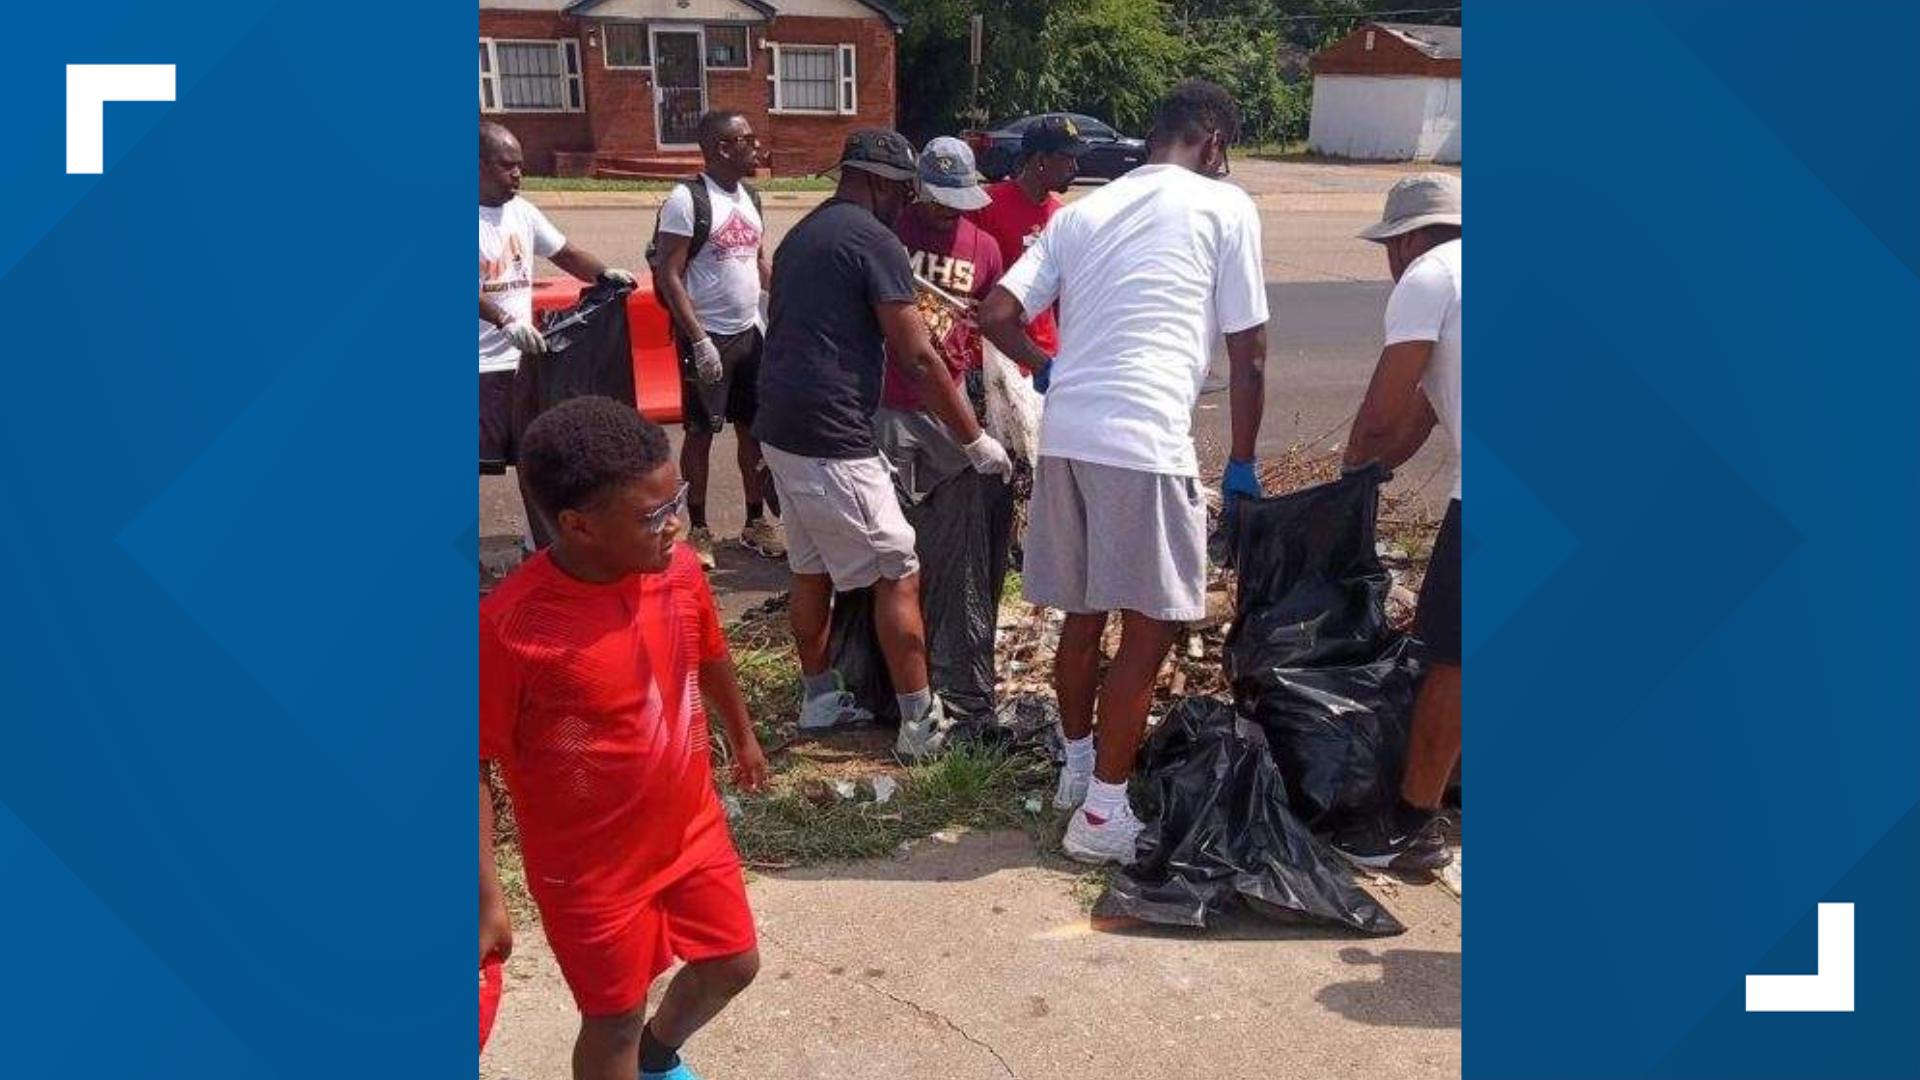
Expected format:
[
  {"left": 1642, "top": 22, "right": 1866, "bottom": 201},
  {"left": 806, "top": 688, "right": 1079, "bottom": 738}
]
[{"left": 915, "top": 136, "right": 991, "bottom": 211}]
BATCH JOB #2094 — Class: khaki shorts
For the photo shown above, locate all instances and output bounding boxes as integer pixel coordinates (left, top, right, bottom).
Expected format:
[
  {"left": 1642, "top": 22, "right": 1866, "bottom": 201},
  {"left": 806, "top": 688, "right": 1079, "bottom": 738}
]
[{"left": 761, "top": 443, "right": 919, "bottom": 590}]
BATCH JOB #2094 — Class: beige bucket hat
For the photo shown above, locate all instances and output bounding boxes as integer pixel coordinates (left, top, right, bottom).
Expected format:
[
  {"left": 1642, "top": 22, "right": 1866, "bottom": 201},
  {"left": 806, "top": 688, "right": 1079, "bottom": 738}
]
[{"left": 1358, "top": 172, "right": 1462, "bottom": 241}]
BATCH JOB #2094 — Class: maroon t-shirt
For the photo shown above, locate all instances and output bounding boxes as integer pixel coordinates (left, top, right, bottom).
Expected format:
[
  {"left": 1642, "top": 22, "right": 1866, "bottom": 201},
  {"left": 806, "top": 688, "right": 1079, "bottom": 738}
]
[{"left": 881, "top": 210, "right": 1006, "bottom": 412}]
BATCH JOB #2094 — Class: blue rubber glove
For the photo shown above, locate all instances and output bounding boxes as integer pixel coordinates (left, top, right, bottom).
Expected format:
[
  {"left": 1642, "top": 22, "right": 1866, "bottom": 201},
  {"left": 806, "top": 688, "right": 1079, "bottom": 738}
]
[
  {"left": 1222, "top": 457, "right": 1261, "bottom": 501},
  {"left": 1031, "top": 360, "right": 1053, "bottom": 395}
]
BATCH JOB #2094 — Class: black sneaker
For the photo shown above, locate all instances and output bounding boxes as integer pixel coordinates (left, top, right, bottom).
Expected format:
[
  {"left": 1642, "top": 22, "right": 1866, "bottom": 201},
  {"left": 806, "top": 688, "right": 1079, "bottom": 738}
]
[{"left": 1332, "top": 810, "right": 1453, "bottom": 872}]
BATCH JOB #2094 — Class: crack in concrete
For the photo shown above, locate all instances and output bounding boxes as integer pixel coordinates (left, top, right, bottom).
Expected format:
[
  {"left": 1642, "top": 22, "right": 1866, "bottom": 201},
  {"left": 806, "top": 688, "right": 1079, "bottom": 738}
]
[{"left": 763, "top": 931, "right": 1020, "bottom": 1079}]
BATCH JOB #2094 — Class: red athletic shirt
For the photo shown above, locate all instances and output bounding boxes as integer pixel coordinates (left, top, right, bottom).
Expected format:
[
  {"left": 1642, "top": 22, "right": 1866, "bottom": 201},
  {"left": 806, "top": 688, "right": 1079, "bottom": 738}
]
[
  {"left": 967, "top": 180, "right": 1061, "bottom": 358},
  {"left": 480, "top": 545, "right": 731, "bottom": 916},
  {"left": 882, "top": 210, "right": 1005, "bottom": 412}
]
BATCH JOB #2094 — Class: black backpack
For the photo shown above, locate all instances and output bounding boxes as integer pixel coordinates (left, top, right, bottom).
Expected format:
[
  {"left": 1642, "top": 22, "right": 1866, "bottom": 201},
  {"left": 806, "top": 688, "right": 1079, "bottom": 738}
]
[{"left": 645, "top": 175, "right": 762, "bottom": 279}]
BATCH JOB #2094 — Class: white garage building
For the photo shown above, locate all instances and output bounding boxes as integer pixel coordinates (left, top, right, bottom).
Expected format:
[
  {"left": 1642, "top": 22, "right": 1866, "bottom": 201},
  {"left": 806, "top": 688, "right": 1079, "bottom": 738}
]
[{"left": 1307, "top": 22, "right": 1460, "bottom": 163}]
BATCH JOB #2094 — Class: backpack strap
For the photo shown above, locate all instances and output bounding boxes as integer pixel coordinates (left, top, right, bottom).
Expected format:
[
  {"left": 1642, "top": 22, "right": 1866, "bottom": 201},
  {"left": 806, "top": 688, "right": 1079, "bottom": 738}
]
[{"left": 682, "top": 175, "right": 714, "bottom": 262}]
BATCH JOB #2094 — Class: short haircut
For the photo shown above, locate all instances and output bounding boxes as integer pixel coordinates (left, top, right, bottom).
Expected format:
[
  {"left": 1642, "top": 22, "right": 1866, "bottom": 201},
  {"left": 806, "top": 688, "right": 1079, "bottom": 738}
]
[
  {"left": 1149, "top": 79, "right": 1242, "bottom": 148},
  {"left": 518, "top": 396, "right": 671, "bottom": 515},
  {"left": 480, "top": 121, "right": 518, "bottom": 161},
  {"left": 698, "top": 109, "right": 748, "bottom": 148}
]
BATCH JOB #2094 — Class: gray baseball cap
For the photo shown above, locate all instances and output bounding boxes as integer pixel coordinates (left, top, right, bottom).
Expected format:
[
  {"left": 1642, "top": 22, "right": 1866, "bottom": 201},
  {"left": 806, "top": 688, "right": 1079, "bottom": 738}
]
[
  {"left": 915, "top": 136, "right": 991, "bottom": 211},
  {"left": 1358, "top": 172, "right": 1462, "bottom": 241}
]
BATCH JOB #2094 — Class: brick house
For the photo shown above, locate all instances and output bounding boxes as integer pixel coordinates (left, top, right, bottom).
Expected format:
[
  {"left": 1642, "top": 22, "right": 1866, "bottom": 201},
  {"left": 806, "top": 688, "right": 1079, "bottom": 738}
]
[{"left": 479, "top": 0, "right": 903, "bottom": 178}]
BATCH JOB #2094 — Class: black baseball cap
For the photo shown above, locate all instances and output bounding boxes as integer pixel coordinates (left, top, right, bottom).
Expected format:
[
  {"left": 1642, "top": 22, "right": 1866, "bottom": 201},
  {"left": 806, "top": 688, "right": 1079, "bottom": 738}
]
[
  {"left": 831, "top": 128, "right": 916, "bottom": 181},
  {"left": 1022, "top": 114, "right": 1091, "bottom": 157}
]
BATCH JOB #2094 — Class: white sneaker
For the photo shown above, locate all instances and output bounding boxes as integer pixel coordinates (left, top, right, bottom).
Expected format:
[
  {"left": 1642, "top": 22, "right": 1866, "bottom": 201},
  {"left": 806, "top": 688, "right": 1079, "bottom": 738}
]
[
  {"left": 1062, "top": 804, "right": 1145, "bottom": 866},
  {"left": 1052, "top": 767, "right": 1091, "bottom": 811},
  {"left": 798, "top": 686, "right": 871, "bottom": 732},
  {"left": 895, "top": 697, "right": 954, "bottom": 761}
]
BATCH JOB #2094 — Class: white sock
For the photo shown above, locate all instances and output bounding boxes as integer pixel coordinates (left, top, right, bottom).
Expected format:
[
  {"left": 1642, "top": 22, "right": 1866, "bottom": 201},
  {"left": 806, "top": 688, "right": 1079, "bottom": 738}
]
[
  {"left": 1083, "top": 777, "right": 1129, "bottom": 822},
  {"left": 1063, "top": 734, "right": 1095, "bottom": 775},
  {"left": 897, "top": 687, "right": 933, "bottom": 725}
]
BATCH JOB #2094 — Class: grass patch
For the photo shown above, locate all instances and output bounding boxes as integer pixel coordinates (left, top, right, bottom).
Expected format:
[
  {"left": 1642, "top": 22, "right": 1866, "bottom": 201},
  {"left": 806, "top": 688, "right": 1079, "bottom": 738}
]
[
  {"left": 1240, "top": 140, "right": 1312, "bottom": 161},
  {"left": 729, "top": 742, "right": 1054, "bottom": 866},
  {"left": 1000, "top": 570, "right": 1024, "bottom": 606},
  {"left": 522, "top": 175, "right": 835, "bottom": 193}
]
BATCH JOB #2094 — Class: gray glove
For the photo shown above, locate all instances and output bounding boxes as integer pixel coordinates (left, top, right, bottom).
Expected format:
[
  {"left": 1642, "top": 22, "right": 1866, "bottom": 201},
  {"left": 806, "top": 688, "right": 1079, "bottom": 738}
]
[
  {"left": 689, "top": 337, "right": 724, "bottom": 384},
  {"left": 602, "top": 268, "right": 637, "bottom": 287},
  {"left": 502, "top": 319, "right": 547, "bottom": 356},
  {"left": 961, "top": 432, "right": 1012, "bottom": 477}
]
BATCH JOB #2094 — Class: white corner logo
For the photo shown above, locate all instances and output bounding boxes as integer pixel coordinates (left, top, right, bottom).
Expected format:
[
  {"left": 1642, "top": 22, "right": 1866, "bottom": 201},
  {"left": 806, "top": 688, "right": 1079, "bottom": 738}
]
[
  {"left": 66, "top": 64, "right": 176, "bottom": 174},
  {"left": 1745, "top": 902, "right": 1854, "bottom": 1013}
]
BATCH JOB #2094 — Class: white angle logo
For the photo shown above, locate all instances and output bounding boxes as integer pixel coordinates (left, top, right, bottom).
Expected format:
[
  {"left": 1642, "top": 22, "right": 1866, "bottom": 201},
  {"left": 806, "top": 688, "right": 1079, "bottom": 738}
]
[{"left": 67, "top": 64, "right": 176, "bottom": 175}]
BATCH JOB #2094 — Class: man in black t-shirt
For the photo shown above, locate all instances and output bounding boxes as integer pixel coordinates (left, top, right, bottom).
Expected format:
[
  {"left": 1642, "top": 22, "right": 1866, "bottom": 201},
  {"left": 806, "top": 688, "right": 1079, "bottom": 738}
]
[{"left": 757, "top": 129, "right": 1012, "bottom": 760}]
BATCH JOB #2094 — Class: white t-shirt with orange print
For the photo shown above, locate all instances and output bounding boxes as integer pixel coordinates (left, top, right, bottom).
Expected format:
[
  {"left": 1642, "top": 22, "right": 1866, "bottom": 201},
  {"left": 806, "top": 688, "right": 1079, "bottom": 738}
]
[{"left": 478, "top": 196, "right": 566, "bottom": 374}]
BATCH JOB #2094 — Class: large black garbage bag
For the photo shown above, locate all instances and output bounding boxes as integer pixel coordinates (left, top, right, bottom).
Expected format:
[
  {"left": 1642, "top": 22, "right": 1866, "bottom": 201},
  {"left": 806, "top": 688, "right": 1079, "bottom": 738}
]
[
  {"left": 512, "top": 278, "right": 637, "bottom": 433},
  {"left": 510, "top": 278, "right": 636, "bottom": 549},
  {"left": 1094, "top": 697, "right": 1404, "bottom": 935},
  {"left": 827, "top": 463, "right": 1014, "bottom": 735},
  {"left": 1224, "top": 467, "right": 1421, "bottom": 831}
]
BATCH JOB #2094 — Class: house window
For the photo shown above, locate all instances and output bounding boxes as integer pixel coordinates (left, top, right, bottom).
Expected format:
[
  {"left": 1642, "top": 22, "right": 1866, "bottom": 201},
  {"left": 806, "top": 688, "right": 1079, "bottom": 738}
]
[
  {"left": 769, "top": 43, "right": 856, "bottom": 114},
  {"left": 706, "top": 25, "right": 749, "bottom": 69},
  {"left": 603, "top": 23, "right": 649, "bottom": 69},
  {"left": 479, "top": 39, "right": 584, "bottom": 113}
]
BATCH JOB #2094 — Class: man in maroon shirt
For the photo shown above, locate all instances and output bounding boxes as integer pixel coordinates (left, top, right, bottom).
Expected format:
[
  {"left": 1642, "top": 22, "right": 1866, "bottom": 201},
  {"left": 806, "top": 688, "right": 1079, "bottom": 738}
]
[
  {"left": 967, "top": 115, "right": 1088, "bottom": 374},
  {"left": 871, "top": 137, "right": 1013, "bottom": 733}
]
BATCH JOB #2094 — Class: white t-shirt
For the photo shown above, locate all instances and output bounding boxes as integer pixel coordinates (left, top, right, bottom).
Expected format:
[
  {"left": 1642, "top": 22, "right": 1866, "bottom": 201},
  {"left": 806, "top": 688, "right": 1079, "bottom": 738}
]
[
  {"left": 997, "top": 164, "right": 1268, "bottom": 476},
  {"left": 656, "top": 175, "right": 765, "bottom": 337},
  {"left": 479, "top": 197, "right": 566, "bottom": 374},
  {"left": 1383, "top": 238, "right": 1462, "bottom": 500}
]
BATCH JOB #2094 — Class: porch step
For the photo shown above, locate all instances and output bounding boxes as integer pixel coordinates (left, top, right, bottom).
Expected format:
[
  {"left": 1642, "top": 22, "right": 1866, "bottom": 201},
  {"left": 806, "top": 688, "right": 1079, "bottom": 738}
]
[{"left": 592, "top": 152, "right": 705, "bottom": 180}]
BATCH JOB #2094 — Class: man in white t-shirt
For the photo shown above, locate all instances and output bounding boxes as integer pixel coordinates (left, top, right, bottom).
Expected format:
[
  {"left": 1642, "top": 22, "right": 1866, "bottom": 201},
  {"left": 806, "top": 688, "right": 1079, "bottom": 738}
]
[
  {"left": 478, "top": 122, "right": 632, "bottom": 527},
  {"left": 1336, "top": 172, "right": 1462, "bottom": 873},
  {"left": 652, "top": 110, "right": 780, "bottom": 569},
  {"left": 980, "top": 81, "right": 1271, "bottom": 865}
]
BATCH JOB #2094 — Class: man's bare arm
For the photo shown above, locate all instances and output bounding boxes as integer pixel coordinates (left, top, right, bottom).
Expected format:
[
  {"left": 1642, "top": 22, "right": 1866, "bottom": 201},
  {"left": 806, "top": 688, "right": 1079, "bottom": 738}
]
[
  {"left": 549, "top": 244, "right": 608, "bottom": 284},
  {"left": 1344, "top": 340, "right": 1438, "bottom": 471},
  {"left": 653, "top": 233, "right": 707, "bottom": 344},
  {"left": 979, "top": 287, "right": 1052, "bottom": 374},
  {"left": 1225, "top": 324, "right": 1268, "bottom": 463}
]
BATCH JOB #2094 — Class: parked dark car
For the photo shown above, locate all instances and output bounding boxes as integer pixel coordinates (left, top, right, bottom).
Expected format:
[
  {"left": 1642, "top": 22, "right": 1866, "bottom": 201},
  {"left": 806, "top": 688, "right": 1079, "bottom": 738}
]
[{"left": 965, "top": 113, "right": 1148, "bottom": 183}]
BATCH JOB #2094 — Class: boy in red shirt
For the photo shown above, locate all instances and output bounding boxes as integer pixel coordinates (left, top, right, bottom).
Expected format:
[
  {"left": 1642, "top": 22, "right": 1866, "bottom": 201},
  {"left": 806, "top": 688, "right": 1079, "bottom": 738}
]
[
  {"left": 967, "top": 114, "right": 1088, "bottom": 374},
  {"left": 480, "top": 396, "right": 768, "bottom": 1080}
]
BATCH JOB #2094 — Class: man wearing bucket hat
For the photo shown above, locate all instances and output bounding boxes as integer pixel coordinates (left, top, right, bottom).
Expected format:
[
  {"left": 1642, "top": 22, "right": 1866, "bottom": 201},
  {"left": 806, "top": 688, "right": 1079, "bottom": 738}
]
[
  {"left": 757, "top": 129, "right": 1013, "bottom": 760},
  {"left": 1335, "top": 171, "right": 1463, "bottom": 872}
]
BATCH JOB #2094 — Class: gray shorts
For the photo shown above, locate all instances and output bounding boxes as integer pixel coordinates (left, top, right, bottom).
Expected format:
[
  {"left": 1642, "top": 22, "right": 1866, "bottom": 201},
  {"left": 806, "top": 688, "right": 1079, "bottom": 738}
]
[
  {"left": 761, "top": 443, "right": 919, "bottom": 590},
  {"left": 1023, "top": 456, "right": 1207, "bottom": 623}
]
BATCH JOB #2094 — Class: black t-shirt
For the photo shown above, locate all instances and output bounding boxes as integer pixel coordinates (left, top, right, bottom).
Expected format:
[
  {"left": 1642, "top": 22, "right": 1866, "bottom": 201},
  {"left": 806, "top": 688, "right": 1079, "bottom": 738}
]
[{"left": 756, "top": 200, "right": 916, "bottom": 459}]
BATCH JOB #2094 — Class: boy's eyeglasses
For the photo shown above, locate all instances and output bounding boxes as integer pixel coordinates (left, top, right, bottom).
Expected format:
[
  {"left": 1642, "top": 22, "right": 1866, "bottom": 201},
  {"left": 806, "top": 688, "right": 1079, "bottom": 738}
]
[{"left": 641, "top": 481, "right": 690, "bottom": 534}]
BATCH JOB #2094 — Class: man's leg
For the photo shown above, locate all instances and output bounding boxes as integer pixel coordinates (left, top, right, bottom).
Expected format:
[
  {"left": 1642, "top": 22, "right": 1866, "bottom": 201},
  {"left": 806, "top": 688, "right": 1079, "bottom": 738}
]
[
  {"left": 872, "top": 572, "right": 931, "bottom": 696},
  {"left": 1055, "top": 612, "right": 1107, "bottom": 743},
  {"left": 1399, "top": 663, "right": 1461, "bottom": 810},
  {"left": 572, "top": 1007, "right": 646, "bottom": 1080},
  {"left": 789, "top": 571, "right": 834, "bottom": 678},
  {"left": 681, "top": 429, "right": 714, "bottom": 530},
  {"left": 1091, "top": 610, "right": 1179, "bottom": 783}
]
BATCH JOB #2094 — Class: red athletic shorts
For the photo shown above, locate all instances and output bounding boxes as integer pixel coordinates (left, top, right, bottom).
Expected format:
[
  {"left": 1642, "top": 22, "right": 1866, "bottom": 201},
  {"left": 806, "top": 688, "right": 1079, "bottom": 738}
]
[{"left": 542, "top": 850, "right": 758, "bottom": 1017}]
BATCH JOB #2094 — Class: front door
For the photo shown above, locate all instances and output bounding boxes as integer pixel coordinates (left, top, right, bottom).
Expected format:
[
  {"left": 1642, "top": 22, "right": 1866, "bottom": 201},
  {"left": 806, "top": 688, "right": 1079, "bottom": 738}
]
[{"left": 652, "top": 28, "right": 704, "bottom": 149}]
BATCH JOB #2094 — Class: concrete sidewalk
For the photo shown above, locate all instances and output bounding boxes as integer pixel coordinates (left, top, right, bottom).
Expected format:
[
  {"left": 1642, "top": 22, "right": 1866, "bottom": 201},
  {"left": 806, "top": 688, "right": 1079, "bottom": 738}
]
[{"left": 480, "top": 830, "right": 1460, "bottom": 1080}]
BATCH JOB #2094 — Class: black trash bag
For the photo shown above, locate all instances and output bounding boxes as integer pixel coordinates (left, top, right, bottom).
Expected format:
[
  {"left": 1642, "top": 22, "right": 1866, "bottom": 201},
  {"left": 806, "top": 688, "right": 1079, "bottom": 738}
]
[
  {"left": 509, "top": 278, "right": 636, "bottom": 549},
  {"left": 1224, "top": 467, "right": 1421, "bottom": 832},
  {"left": 513, "top": 277, "right": 637, "bottom": 429},
  {"left": 1094, "top": 697, "right": 1404, "bottom": 936},
  {"left": 827, "top": 464, "right": 1015, "bottom": 736}
]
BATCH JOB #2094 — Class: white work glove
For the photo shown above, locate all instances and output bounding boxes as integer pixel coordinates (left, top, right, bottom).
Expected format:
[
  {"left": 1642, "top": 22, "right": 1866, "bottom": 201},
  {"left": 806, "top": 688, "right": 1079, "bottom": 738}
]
[
  {"left": 961, "top": 432, "right": 1013, "bottom": 477},
  {"left": 502, "top": 318, "right": 547, "bottom": 357},
  {"left": 689, "top": 337, "right": 724, "bottom": 384},
  {"left": 602, "top": 268, "right": 637, "bottom": 287}
]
